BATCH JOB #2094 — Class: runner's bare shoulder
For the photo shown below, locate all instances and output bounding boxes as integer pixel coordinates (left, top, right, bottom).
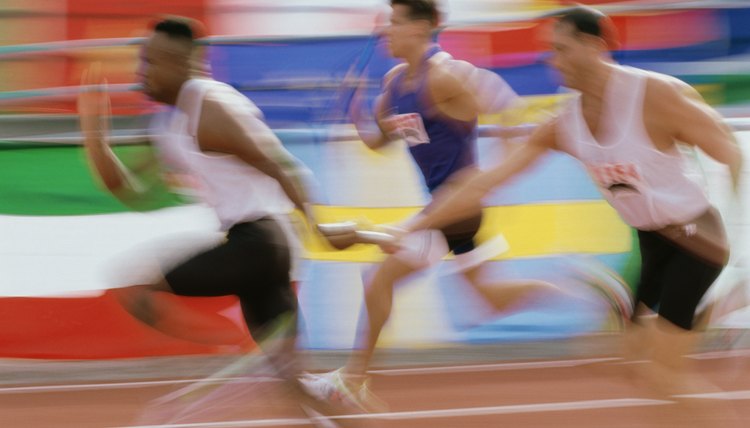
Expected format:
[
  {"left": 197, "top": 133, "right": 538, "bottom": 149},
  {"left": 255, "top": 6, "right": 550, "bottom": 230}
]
[
  {"left": 643, "top": 71, "right": 700, "bottom": 107},
  {"left": 383, "top": 63, "right": 408, "bottom": 89}
]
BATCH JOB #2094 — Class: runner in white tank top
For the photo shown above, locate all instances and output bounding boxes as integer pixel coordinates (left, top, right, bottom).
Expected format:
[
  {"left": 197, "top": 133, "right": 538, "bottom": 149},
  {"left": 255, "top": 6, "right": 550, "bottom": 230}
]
[
  {"left": 400, "top": 6, "right": 743, "bottom": 417},
  {"left": 152, "top": 78, "right": 295, "bottom": 230},
  {"left": 150, "top": 77, "right": 307, "bottom": 280},
  {"left": 556, "top": 65, "right": 711, "bottom": 230},
  {"left": 78, "top": 18, "right": 342, "bottom": 421}
]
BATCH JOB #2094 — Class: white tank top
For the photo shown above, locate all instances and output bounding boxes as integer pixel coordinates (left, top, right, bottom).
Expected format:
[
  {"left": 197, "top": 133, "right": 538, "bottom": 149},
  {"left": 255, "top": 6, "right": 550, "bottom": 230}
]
[
  {"left": 151, "top": 78, "right": 294, "bottom": 231},
  {"left": 556, "top": 65, "right": 710, "bottom": 230}
]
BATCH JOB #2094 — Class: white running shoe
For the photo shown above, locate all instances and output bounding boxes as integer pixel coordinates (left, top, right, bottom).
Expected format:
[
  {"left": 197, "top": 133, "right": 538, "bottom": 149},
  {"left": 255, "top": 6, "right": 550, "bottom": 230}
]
[
  {"left": 299, "top": 369, "right": 387, "bottom": 413},
  {"left": 568, "top": 256, "right": 634, "bottom": 330}
]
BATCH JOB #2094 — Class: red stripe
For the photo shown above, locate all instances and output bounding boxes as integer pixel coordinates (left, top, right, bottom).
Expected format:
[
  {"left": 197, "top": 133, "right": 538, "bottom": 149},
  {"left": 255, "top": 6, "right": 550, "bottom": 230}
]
[{"left": 0, "top": 292, "right": 254, "bottom": 359}]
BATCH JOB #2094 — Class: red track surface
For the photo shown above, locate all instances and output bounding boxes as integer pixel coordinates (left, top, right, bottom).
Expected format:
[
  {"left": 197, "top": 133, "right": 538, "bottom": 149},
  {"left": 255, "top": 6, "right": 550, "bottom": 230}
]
[{"left": 3, "top": 351, "right": 750, "bottom": 428}]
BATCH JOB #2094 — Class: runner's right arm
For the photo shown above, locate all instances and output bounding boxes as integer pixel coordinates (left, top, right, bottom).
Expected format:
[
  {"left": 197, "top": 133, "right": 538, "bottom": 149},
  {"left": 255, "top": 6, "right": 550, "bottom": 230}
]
[
  {"left": 405, "top": 119, "right": 558, "bottom": 233},
  {"left": 351, "top": 64, "right": 405, "bottom": 150},
  {"left": 78, "top": 64, "right": 159, "bottom": 209}
]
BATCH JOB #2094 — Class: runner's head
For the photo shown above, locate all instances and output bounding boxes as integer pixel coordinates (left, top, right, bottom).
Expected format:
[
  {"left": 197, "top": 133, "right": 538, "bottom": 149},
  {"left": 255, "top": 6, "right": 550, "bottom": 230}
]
[
  {"left": 548, "top": 6, "right": 619, "bottom": 89},
  {"left": 386, "top": 0, "right": 440, "bottom": 58},
  {"left": 138, "top": 17, "right": 204, "bottom": 105}
]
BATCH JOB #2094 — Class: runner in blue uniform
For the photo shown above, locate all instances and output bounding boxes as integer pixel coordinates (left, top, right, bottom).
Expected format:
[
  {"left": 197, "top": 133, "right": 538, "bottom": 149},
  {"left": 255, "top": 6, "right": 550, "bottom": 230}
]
[{"left": 307, "top": 0, "right": 561, "bottom": 410}]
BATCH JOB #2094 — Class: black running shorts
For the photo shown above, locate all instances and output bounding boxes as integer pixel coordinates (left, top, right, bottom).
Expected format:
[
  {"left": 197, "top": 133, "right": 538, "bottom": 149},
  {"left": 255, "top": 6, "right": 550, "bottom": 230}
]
[
  {"left": 164, "top": 217, "right": 296, "bottom": 331},
  {"left": 635, "top": 229, "right": 724, "bottom": 330},
  {"left": 441, "top": 212, "right": 483, "bottom": 255}
]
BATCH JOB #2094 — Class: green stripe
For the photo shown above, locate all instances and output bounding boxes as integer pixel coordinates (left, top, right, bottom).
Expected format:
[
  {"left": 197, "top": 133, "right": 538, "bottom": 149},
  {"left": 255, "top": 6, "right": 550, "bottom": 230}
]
[
  {"left": 0, "top": 145, "right": 184, "bottom": 215},
  {"left": 686, "top": 74, "right": 750, "bottom": 105}
]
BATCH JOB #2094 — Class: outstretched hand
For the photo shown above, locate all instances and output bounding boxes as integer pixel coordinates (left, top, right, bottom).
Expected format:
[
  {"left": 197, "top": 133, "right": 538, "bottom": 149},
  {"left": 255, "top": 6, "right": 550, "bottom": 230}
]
[
  {"left": 78, "top": 62, "right": 112, "bottom": 143},
  {"left": 372, "top": 225, "right": 406, "bottom": 254},
  {"left": 317, "top": 221, "right": 360, "bottom": 250},
  {"left": 316, "top": 221, "right": 404, "bottom": 253}
]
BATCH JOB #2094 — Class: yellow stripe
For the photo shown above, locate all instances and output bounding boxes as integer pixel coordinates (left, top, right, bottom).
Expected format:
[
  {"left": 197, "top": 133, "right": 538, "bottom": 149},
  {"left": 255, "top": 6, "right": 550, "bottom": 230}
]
[
  {"left": 480, "top": 94, "right": 571, "bottom": 126},
  {"left": 693, "top": 83, "right": 724, "bottom": 106},
  {"left": 302, "top": 200, "right": 632, "bottom": 262}
]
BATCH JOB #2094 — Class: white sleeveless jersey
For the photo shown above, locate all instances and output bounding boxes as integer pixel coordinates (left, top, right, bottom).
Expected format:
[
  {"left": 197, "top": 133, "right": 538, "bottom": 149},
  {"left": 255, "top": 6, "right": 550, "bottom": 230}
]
[
  {"left": 556, "top": 65, "right": 710, "bottom": 230},
  {"left": 151, "top": 78, "right": 294, "bottom": 231}
]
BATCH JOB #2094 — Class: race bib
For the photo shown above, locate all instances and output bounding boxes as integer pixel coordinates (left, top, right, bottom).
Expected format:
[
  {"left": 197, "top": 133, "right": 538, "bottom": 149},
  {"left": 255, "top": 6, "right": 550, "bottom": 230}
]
[
  {"left": 588, "top": 163, "right": 645, "bottom": 195},
  {"left": 383, "top": 113, "right": 430, "bottom": 146}
]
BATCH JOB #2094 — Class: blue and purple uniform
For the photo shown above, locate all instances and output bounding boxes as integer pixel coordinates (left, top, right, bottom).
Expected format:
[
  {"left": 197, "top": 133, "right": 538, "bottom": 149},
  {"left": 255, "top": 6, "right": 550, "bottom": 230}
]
[
  {"left": 384, "top": 45, "right": 481, "bottom": 254},
  {"left": 384, "top": 45, "right": 478, "bottom": 193}
]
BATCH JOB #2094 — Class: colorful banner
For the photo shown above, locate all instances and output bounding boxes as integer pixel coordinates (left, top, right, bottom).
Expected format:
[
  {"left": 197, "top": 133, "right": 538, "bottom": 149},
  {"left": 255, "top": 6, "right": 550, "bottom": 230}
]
[
  {"left": 2, "top": 3, "right": 750, "bottom": 358},
  {"left": 0, "top": 133, "right": 638, "bottom": 357}
]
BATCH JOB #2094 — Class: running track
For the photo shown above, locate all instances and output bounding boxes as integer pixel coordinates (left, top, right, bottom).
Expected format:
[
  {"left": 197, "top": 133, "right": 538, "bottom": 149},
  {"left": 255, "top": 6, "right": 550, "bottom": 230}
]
[{"left": 3, "top": 348, "right": 750, "bottom": 428}]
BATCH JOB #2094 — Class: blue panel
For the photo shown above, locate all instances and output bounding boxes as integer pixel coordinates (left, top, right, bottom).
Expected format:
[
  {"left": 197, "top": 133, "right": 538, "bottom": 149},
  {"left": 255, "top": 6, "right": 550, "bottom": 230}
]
[
  {"left": 725, "top": 7, "right": 750, "bottom": 55},
  {"left": 203, "top": 6, "right": 750, "bottom": 127},
  {"left": 476, "top": 138, "right": 603, "bottom": 205},
  {"left": 435, "top": 255, "right": 631, "bottom": 344}
]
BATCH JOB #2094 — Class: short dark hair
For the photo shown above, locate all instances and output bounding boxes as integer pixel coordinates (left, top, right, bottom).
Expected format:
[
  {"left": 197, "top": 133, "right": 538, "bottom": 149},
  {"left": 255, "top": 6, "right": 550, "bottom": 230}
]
[
  {"left": 152, "top": 17, "right": 200, "bottom": 43},
  {"left": 557, "top": 6, "right": 619, "bottom": 49},
  {"left": 391, "top": 0, "right": 440, "bottom": 26}
]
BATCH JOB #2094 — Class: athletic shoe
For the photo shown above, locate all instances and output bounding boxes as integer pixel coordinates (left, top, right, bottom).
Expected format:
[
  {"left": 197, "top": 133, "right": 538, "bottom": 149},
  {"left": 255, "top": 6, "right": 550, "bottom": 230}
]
[
  {"left": 568, "top": 256, "right": 634, "bottom": 331},
  {"left": 299, "top": 368, "right": 387, "bottom": 413}
]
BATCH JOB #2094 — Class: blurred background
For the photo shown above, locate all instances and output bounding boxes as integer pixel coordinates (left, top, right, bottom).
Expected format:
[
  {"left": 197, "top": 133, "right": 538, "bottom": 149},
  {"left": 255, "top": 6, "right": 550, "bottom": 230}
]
[{"left": 1, "top": 0, "right": 749, "bottom": 360}]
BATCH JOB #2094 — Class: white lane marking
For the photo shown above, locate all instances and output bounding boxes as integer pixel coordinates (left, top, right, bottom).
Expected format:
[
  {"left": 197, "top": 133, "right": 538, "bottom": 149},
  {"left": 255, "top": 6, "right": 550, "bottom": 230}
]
[
  {"left": 675, "top": 390, "right": 750, "bottom": 400},
  {"left": 0, "top": 357, "right": 618, "bottom": 393},
  {"left": 688, "top": 348, "right": 750, "bottom": 360},
  {"left": 368, "top": 357, "right": 621, "bottom": 376},
  {"left": 0, "top": 376, "right": 278, "bottom": 394},
  {"left": 343, "top": 398, "right": 673, "bottom": 421},
  {"left": 6, "top": 346, "right": 750, "bottom": 394},
  {"left": 109, "top": 398, "right": 673, "bottom": 428},
  {"left": 111, "top": 418, "right": 311, "bottom": 427}
]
